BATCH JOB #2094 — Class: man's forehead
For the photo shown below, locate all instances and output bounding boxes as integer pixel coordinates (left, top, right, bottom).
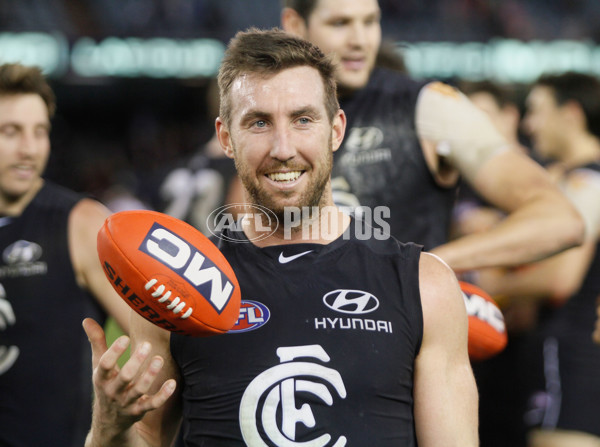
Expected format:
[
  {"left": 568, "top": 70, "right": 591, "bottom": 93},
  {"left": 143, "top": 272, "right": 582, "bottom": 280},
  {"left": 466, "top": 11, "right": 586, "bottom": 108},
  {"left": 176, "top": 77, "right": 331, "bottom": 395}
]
[
  {"left": 311, "top": 0, "right": 381, "bottom": 19},
  {"left": 527, "top": 86, "right": 556, "bottom": 107},
  {"left": 0, "top": 93, "right": 46, "bottom": 108},
  {"left": 0, "top": 94, "right": 50, "bottom": 123},
  {"left": 229, "top": 67, "right": 325, "bottom": 110},
  {"left": 231, "top": 66, "right": 322, "bottom": 89}
]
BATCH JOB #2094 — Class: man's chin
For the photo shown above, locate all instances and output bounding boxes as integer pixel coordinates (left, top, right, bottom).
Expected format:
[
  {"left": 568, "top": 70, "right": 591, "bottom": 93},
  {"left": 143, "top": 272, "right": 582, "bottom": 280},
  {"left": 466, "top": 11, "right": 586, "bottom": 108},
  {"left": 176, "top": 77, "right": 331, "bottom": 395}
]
[
  {"left": 337, "top": 71, "right": 370, "bottom": 92},
  {"left": 1, "top": 183, "right": 36, "bottom": 202}
]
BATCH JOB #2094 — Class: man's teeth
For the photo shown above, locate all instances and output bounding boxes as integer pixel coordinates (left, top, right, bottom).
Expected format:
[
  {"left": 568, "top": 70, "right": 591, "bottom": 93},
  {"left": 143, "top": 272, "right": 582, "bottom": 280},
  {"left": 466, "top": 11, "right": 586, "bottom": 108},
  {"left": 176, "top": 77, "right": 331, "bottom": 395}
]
[{"left": 267, "top": 171, "right": 302, "bottom": 182}]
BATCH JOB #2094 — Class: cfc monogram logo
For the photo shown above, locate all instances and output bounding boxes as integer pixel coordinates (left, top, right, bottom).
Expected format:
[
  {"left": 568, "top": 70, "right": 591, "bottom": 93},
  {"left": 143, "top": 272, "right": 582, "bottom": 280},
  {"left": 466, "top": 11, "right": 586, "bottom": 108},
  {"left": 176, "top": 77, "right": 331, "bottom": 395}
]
[
  {"left": 239, "top": 345, "right": 347, "bottom": 446},
  {"left": 0, "top": 283, "right": 19, "bottom": 375}
]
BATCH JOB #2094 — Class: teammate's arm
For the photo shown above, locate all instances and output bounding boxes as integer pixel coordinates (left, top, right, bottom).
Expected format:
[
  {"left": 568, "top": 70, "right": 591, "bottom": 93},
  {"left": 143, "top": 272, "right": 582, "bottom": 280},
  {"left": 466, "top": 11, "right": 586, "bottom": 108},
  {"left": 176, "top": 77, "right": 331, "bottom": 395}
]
[
  {"left": 413, "top": 252, "right": 478, "bottom": 447},
  {"left": 416, "top": 83, "right": 584, "bottom": 272},
  {"left": 476, "top": 168, "right": 600, "bottom": 303},
  {"left": 69, "top": 198, "right": 132, "bottom": 332},
  {"left": 83, "top": 312, "right": 182, "bottom": 447}
]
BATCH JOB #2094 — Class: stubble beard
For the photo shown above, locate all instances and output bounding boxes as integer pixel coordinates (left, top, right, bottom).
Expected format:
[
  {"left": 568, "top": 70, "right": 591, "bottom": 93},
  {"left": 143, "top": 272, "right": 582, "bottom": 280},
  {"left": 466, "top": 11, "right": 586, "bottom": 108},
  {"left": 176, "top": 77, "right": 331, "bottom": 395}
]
[{"left": 233, "top": 140, "right": 333, "bottom": 226}]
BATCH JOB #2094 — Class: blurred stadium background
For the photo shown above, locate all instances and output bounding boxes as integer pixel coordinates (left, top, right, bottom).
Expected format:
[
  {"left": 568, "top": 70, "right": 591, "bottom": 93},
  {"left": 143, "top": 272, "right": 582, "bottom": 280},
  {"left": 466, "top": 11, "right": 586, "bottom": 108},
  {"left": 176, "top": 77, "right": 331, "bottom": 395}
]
[{"left": 3, "top": 0, "right": 600, "bottom": 205}]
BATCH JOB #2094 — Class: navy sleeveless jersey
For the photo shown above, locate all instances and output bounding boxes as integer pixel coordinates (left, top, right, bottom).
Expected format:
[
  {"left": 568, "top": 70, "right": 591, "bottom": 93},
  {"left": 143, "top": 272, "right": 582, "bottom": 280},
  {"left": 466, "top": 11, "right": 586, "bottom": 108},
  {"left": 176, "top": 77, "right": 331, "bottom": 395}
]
[
  {"left": 535, "top": 162, "right": 600, "bottom": 435},
  {"left": 558, "top": 162, "right": 600, "bottom": 328},
  {"left": 335, "top": 68, "right": 456, "bottom": 250},
  {"left": 0, "top": 182, "right": 107, "bottom": 447},
  {"left": 171, "top": 219, "right": 423, "bottom": 446}
]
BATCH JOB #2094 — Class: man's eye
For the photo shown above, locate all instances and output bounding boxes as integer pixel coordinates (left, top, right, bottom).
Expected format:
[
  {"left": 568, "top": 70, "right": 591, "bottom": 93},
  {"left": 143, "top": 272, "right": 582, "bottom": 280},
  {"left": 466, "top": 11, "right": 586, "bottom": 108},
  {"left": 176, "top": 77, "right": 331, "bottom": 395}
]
[
  {"left": 254, "top": 120, "right": 267, "bottom": 128},
  {"left": 34, "top": 127, "right": 49, "bottom": 138},
  {"left": 0, "top": 125, "right": 18, "bottom": 137},
  {"left": 297, "top": 117, "right": 311, "bottom": 125}
]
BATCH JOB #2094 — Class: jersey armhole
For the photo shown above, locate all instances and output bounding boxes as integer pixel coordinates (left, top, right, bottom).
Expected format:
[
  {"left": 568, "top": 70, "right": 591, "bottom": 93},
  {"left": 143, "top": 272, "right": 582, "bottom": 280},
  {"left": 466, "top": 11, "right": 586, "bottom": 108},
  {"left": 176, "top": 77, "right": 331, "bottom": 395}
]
[{"left": 397, "top": 241, "right": 425, "bottom": 357}]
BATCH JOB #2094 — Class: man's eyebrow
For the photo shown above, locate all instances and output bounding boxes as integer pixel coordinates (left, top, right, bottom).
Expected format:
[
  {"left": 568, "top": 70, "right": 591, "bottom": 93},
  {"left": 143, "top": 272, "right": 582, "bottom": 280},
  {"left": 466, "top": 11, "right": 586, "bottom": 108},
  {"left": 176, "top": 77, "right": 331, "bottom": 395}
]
[
  {"left": 327, "top": 9, "right": 381, "bottom": 23},
  {"left": 239, "top": 106, "right": 324, "bottom": 125},
  {"left": 0, "top": 121, "right": 51, "bottom": 130},
  {"left": 291, "top": 106, "right": 323, "bottom": 119},
  {"left": 239, "top": 110, "right": 272, "bottom": 126}
]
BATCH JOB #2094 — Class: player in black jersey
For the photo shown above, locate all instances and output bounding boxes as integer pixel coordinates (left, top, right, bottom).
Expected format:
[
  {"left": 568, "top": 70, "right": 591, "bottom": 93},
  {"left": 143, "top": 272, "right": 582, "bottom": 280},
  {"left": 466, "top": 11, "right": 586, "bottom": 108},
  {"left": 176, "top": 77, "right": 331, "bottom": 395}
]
[
  {"left": 453, "top": 80, "right": 544, "bottom": 447},
  {"left": 82, "top": 28, "right": 478, "bottom": 447},
  {"left": 153, "top": 77, "right": 243, "bottom": 234},
  {"left": 0, "top": 64, "right": 132, "bottom": 446},
  {"left": 595, "top": 304, "right": 600, "bottom": 344},
  {"left": 280, "top": 0, "right": 584, "bottom": 273},
  {"left": 476, "top": 72, "right": 600, "bottom": 447}
]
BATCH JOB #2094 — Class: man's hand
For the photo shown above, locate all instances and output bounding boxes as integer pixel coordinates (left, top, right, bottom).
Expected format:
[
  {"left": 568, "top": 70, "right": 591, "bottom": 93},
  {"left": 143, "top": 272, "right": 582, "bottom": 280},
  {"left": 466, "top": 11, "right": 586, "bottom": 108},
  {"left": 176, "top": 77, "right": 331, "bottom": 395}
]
[{"left": 82, "top": 318, "right": 176, "bottom": 445}]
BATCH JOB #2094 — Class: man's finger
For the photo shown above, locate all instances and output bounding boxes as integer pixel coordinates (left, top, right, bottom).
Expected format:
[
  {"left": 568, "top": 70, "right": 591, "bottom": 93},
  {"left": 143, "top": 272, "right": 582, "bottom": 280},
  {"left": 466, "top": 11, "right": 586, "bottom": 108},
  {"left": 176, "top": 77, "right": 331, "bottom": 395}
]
[
  {"left": 96, "top": 334, "right": 130, "bottom": 381},
  {"left": 125, "top": 355, "right": 165, "bottom": 404},
  {"left": 136, "top": 379, "right": 177, "bottom": 414},
  {"left": 114, "top": 341, "right": 152, "bottom": 395},
  {"left": 82, "top": 317, "right": 108, "bottom": 368}
]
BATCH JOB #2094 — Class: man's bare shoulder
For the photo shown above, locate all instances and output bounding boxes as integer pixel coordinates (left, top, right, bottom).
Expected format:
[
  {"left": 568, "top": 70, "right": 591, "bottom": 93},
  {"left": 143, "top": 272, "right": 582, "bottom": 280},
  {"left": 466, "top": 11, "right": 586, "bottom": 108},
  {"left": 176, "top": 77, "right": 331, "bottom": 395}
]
[{"left": 418, "top": 252, "right": 465, "bottom": 324}]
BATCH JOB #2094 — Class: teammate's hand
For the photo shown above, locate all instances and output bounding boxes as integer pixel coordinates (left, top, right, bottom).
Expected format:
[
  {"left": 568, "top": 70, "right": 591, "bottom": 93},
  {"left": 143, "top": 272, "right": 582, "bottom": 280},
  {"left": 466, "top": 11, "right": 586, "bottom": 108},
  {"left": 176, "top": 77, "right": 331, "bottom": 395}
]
[{"left": 82, "top": 318, "right": 176, "bottom": 438}]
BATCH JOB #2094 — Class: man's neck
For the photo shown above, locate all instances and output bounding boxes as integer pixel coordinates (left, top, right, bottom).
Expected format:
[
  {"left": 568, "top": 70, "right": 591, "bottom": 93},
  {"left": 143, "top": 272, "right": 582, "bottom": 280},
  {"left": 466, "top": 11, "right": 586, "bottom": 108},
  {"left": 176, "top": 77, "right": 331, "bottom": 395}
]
[
  {"left": 0, "top": 178, "right": 44, "bottom": 217},
  {"left": 561, "top": 132, "right": 600, "bottom": 169},
  {"left": 247, "top": 206, "right": 351, "bottom": 247}
]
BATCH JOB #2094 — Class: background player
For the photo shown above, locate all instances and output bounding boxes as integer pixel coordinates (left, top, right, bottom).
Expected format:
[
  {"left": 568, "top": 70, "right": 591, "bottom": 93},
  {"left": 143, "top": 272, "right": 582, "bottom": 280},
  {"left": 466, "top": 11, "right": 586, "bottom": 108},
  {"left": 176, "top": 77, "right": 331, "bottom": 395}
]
[
  {"left": 594, "top": 301, "right": 600, "bottom": 344},
  {"left": 82, "top": 28, "right": 478, "bottom": 447},
  {"left": 454, "top": 79, "right": 543, "bottom": 447},
  {"left": 154, "top": 77, "right": 243, "bottom": 234},
  {"left": 475, "top": 72, "right": 600, "bottom": 447},
  {"left": 0, "top": 63, "right": 132, "bottom": 446},
  {"left": 281, "top": 0, "right": 584, "bottom": 272}
]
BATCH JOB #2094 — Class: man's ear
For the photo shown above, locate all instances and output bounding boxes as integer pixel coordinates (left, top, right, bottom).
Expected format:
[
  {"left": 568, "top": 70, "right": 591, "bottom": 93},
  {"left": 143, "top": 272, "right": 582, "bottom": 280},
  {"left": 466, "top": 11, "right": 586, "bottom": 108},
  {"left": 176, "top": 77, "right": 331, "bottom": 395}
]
[
  {"left": 281, "top": 7, "right": 308, "bottom": 37},
  {"left": 215, "top": 117, "right": 234, "bottom": 159},
  {"left": 331, "top": 110, "right": 347, "bottom": 153},
  {"left": 562, "top": 99, "right": 587, "bottom": 131}
]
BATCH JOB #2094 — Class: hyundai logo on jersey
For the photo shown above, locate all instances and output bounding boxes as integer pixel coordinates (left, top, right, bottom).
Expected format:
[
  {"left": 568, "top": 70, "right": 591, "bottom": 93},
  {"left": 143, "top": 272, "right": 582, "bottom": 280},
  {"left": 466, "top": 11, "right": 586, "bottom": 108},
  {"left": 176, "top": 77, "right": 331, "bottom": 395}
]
[
  {"left": 3, "top": 240, "right": 42, "bottom": 264},
  {"left": 323, "top": 289, "right": 379, "bottom": 315},
  {"left": 229, "top": 300, "right": 270, "bottom": 333}
]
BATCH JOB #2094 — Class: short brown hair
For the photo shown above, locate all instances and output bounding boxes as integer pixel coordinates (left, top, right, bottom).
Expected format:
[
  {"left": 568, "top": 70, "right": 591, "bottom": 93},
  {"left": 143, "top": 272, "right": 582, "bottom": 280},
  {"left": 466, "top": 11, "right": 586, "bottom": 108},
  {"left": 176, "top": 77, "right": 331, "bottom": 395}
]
[
  {"left": 217, "top": 27, "right": 339, "bottom": 127},
  {"left": 281, "top": 0, "right": 320, "bottom": 23},
  {"left": 535, "top": 72, "right": 600, "bottom": 139},
  {"left": 458, "top": 80, "right": 516, "bottom": 110},
  {"left": 0, "top": 63, "right": 56, "bottom": 118}
]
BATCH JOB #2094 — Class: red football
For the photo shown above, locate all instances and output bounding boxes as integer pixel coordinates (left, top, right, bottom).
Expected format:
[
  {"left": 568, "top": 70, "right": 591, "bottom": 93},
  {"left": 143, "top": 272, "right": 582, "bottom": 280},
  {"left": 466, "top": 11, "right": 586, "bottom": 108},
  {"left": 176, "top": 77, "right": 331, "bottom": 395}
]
[
  {"left": 459, "top": 281, "right": 508, "bottom": 361},
  {"left": 97, "top": 210, "right": 241, "bottom": 337}
]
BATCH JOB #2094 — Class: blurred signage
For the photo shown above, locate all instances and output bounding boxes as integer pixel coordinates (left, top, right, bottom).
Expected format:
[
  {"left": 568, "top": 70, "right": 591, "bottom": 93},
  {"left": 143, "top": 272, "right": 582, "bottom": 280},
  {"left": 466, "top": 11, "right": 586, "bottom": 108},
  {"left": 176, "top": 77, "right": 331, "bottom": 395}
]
[
  {"left": 71, "top": 37, "right": 225, "bottom": 78},
  {"left": 0, "top": 32, "right": 69, "bottom": 76},
  {"left": 0, "top": 32, "right": 225, "bottom": 79},
  {"left": 2, "top": 32, "right": 600, "bottom": 83},
  {"left": 400, "top": 38, "right": 600, "bottom": 83}
]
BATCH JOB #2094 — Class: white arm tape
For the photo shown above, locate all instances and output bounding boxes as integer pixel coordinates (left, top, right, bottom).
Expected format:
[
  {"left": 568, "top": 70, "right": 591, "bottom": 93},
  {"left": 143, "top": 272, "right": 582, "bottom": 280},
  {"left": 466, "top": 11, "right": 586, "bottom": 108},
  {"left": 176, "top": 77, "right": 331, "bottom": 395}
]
[
  {"left": 415, "top": 82, "right": 510, "bottom": 182},
  {"left": 562, "top": 168, "right": 600, "bottom": 240}
]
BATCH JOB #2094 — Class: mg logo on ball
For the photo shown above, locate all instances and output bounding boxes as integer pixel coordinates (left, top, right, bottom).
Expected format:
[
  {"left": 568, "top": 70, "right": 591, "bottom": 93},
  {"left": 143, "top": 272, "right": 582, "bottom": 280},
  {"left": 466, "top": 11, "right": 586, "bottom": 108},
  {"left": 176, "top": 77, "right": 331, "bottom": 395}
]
[{"left": 139, "top": 222, "right": 234, "bottom": 313}]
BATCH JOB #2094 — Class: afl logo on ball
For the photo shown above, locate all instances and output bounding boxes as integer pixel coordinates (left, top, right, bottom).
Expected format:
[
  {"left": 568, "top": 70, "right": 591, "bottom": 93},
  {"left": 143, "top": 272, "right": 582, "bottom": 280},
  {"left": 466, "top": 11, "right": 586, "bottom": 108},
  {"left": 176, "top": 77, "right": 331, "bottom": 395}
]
[
  {"left": 323, "top": 289, "right": 379, "bottom": 315},
  {"left": 229, "top": 300, "right": 270, "bottom": 333}
]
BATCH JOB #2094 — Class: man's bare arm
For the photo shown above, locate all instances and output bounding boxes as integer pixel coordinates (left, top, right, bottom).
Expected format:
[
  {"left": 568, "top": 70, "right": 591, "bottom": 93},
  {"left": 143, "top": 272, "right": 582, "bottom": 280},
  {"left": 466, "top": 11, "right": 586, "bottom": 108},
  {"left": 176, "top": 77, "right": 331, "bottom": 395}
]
[{"left": 414, "top": 252, "right": 479, "bottom": 446}]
